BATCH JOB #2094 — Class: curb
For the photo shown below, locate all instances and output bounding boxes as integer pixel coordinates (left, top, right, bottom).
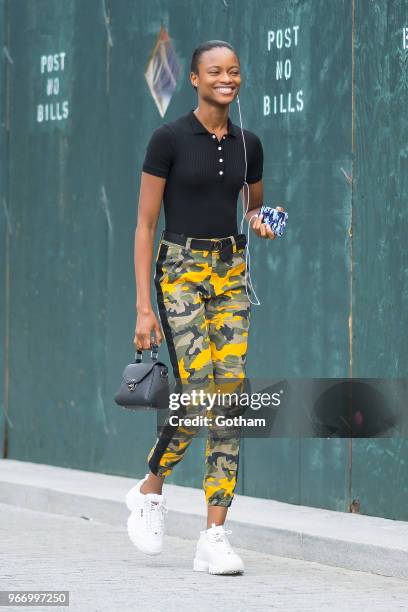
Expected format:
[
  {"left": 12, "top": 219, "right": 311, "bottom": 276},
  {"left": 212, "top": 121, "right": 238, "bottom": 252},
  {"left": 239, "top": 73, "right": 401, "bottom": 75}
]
[{"left": 1, "top": 459, "right": 407, "bottom": 579}]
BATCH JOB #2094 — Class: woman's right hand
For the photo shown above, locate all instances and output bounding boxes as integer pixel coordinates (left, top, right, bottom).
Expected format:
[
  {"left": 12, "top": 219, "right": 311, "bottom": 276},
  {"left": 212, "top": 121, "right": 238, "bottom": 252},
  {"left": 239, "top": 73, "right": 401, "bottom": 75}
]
[{"left": 134, "top": 309, "right": 163, "bottom": 351}]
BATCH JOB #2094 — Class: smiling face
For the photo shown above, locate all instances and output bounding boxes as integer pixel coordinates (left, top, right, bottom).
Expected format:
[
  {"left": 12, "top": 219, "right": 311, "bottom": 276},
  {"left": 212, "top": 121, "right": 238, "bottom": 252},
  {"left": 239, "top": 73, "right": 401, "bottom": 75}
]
[{"left": 190, "top": 46, "right": 241, "bottom": 105}]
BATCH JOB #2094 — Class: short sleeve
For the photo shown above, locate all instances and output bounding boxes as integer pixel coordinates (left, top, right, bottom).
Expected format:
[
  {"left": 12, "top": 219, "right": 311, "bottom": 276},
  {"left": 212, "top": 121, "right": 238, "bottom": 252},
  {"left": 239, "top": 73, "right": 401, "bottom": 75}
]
[
  {"left": 142, "top": 125, "right": 174, "bottom": 179},
  {"left": 246, "top": 134, "right": 263, "bottom": 184}
]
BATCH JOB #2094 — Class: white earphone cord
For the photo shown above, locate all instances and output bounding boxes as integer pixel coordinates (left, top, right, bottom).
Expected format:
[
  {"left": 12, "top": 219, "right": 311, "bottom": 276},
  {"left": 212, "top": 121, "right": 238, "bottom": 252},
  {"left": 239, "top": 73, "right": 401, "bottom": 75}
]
[{"left": 236, "top": 96, "right": 261, "bottom": 306}]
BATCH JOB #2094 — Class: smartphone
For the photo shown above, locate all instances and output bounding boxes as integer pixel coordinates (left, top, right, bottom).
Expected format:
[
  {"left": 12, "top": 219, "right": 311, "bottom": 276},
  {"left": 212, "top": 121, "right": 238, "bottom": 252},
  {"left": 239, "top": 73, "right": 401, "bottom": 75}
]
[{"left": 259, "top": 205, "right": 288, "bottom": 237}]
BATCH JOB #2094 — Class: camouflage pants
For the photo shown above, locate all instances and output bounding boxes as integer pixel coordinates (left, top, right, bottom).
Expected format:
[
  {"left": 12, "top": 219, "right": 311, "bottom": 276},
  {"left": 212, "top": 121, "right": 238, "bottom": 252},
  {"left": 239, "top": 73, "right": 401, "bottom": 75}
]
[{"left": 147, "top": 231, "right": 251, "bottom": 507}]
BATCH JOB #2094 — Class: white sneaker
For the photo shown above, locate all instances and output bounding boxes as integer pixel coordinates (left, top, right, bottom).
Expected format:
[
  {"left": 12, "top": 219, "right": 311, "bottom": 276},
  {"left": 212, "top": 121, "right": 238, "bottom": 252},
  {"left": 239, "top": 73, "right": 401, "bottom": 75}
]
[
  {"left": 126, "top": 474, "right": 167, "bottom": 556},
  {"left": 193, "top": 523, "right": 245, "bottom": 575}
]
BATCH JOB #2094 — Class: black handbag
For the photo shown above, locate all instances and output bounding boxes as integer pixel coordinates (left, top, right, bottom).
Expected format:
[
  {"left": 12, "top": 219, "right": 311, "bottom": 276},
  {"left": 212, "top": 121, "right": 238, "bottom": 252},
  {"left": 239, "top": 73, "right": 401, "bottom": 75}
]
[{"left": 114, "top": 344, "right": 170, "bottom": 410}]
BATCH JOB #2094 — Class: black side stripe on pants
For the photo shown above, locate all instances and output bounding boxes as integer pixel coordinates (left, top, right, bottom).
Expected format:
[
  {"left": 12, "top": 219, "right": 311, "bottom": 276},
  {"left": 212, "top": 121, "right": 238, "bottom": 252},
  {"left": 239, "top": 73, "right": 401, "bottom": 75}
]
[{"left": 149, "top": 243, "right": 185, "bottom": 475}]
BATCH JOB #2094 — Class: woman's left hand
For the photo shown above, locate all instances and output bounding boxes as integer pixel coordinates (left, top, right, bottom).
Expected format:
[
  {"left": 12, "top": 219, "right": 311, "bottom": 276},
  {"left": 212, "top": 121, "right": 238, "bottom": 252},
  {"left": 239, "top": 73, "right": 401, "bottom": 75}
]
[{"left": 251, "top": 205, "right": 286, "bottom": 240}]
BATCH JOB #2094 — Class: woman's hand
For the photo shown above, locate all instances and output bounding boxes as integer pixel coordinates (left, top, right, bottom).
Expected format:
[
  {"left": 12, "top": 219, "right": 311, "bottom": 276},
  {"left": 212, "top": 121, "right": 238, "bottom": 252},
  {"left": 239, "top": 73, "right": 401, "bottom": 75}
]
[
  {"left": 134, "top": 308, "right": 163, "bottom": 351},
  {"left": 250, "top": 205, "right": 285, "bottom": 240}
]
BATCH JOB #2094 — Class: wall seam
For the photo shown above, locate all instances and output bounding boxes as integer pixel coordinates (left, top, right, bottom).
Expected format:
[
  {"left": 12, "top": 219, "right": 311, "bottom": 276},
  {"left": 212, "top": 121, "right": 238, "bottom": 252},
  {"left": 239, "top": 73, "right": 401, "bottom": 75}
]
[{"left": 348, "top": 0, "right": 356, "bottom": 511}]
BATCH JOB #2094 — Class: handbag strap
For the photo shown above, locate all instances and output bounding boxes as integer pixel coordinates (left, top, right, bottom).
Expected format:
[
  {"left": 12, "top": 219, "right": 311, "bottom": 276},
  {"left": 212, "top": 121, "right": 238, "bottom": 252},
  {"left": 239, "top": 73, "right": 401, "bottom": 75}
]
[{"left": 134, "top": 342, "right": 159, "bottom": 363}]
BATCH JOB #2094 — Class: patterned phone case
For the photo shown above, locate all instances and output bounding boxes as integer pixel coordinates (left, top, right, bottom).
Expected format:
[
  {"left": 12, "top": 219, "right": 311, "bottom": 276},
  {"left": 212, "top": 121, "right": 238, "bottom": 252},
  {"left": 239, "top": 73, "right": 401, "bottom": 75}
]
[{"left": 259, "top": 205, "right": 288, "bottom": 237}]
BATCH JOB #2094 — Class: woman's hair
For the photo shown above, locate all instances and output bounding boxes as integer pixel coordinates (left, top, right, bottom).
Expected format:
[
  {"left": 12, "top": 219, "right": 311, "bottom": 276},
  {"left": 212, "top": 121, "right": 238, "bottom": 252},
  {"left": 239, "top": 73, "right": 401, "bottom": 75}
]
[{"left": 190, "top": 40, "right": 238, "bottom": 90}]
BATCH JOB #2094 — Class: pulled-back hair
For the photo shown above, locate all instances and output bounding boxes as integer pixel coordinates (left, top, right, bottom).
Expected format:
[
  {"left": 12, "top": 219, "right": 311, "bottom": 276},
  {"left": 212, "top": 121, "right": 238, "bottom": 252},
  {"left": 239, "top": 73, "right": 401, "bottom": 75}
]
[{"left": 190, "top": 40, "right": 238, "bottom": 90}]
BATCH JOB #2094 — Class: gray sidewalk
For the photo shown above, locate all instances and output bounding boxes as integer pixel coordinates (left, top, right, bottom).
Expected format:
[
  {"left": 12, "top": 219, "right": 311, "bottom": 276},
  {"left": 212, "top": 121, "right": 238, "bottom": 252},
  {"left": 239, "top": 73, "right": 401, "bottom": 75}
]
[
  {"left": 0, "top": 459, "right": 408, "bottom": 584},
  {"left": 1, "top": 503, "right": 408, "bottom": 612}
]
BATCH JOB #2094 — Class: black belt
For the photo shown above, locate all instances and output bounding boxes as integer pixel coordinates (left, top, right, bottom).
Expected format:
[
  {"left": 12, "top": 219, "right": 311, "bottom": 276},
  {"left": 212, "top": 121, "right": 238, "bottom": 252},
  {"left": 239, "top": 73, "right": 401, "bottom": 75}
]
[{"left": 162, "top": 230, "right": 247, "bottom": 262}]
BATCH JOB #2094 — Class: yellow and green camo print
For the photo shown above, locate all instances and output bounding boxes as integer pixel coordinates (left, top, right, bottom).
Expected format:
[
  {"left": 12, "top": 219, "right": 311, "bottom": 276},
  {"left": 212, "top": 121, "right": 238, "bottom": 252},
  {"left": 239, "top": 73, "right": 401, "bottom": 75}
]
[{"left": 147, "top": 235, "right": 251, "bottom": 507}]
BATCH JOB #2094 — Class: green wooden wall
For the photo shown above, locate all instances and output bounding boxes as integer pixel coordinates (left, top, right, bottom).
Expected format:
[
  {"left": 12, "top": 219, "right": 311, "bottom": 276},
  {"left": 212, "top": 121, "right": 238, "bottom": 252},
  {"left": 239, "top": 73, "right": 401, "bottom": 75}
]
[
  {"left": 352, "top": 0, "right": 408, "bottom": 519},
  {"left": 1, "top": 0, "right": 407, "bottom": 520}
]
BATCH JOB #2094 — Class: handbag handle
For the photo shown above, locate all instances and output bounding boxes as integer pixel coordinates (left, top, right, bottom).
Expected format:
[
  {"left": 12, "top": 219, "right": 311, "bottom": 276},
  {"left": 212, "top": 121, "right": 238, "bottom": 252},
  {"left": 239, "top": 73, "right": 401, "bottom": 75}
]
[{"left": 134, "top": 342, "right": 159, "bottom": 363}]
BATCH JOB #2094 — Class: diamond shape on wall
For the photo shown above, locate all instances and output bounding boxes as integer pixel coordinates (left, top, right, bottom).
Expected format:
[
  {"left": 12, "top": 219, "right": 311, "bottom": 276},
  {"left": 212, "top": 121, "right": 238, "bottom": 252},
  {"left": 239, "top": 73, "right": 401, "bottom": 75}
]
[{"left": 145, "top": 26, "right": 181, "bottom": 117}]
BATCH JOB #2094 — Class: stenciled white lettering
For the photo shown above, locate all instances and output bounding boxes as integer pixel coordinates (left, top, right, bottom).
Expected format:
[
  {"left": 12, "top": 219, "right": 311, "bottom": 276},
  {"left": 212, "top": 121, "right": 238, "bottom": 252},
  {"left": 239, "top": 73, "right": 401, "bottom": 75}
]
[
  {"left": 265, "top": 25, "right": 303, "bottom": 117},
  {"left": 37, "top": 51, "right": 69, "bottom": 123},
  {"left": 267, "top": 26, "right": 299, "bottom": 50}
]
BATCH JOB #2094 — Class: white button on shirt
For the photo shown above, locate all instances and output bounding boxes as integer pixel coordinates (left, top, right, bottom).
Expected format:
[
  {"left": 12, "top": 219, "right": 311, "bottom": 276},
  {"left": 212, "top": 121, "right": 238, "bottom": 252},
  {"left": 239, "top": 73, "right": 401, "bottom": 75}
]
[{"left": 210, "top": 135, "right": 225, "bottom": 177}]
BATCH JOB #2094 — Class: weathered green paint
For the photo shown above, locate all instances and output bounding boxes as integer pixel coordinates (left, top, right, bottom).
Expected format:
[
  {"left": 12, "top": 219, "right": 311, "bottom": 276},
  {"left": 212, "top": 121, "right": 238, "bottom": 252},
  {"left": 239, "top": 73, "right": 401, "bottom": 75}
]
[
  {"left": 0, "top": 1, "right": 3, "bottom": 456},
  {"left": 0, "top": 0, "right": 407, "bottom": 519},
  {"left": 1, "top": 0, "right": 9, "bottom": 459},
  {"left": 351, "top": 0, "right": 408, "bottom": 519},
  {"left": 241, "top": 0, "right": 353, "bottom": 509}
]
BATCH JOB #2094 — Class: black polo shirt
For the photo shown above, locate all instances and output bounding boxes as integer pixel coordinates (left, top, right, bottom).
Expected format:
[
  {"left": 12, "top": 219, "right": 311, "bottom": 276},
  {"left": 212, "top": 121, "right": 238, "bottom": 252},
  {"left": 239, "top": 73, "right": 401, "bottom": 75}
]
[{"left": 142, "top": 108, "right": 263, "bottom": 238}]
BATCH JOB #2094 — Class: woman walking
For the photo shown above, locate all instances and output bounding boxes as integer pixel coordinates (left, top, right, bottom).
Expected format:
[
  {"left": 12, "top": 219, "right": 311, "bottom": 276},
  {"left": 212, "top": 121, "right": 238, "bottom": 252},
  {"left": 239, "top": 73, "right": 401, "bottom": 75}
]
[{"left": 126, "top": 40, "right": 281, "bottom": 575}]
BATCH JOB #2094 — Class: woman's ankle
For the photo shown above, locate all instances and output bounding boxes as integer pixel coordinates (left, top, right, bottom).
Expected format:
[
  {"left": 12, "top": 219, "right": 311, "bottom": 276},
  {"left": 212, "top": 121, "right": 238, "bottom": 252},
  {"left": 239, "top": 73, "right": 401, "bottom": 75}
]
[
  {"left": 140, "top": 484, "right": 161, "bottom": 494},
  {"left": 140, "top": 473, "right": 164, "bottom": 495}
]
